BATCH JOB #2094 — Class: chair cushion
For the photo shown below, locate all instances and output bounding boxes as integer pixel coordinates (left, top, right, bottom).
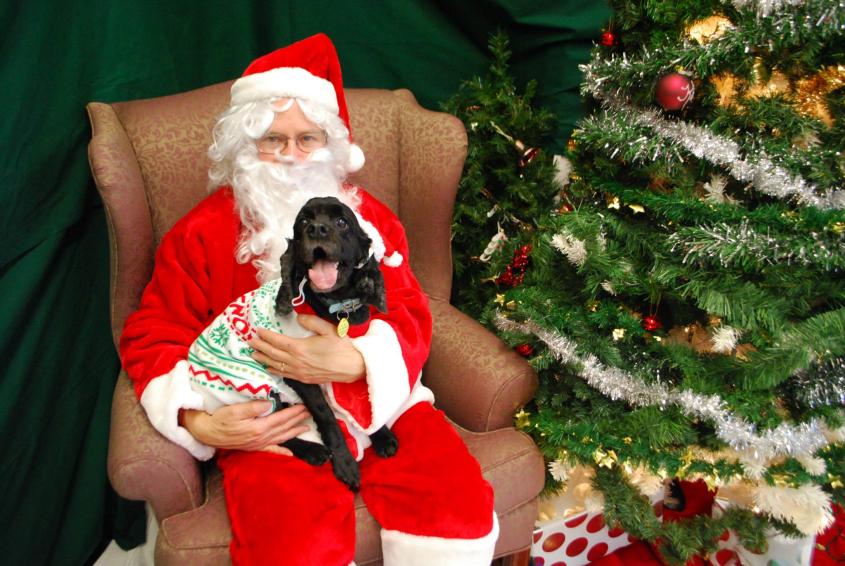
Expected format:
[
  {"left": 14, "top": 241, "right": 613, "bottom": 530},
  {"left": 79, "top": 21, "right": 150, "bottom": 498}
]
[{"left": 155, "top": 422, "right": 543, "bottom": 564}]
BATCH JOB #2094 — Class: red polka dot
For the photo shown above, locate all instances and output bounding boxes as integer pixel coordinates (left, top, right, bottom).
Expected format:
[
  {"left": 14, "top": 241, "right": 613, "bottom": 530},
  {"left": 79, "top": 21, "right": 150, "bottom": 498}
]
[
  {"left": 586, "top": 514, "right": 605, "bottom": 533},
  {"left": 715, "top": 549, "right": 736, "bottom": 565},
  {"left": 587, "top": 542, "right": 609, "bottom": 561},
  {"left": 542, "top": 532, "right": 566, "bottom": 552},
  {"left": 565, "top": 513, "right": 588, "bottom": 528},
  {"left": 718, "top": 530, "right": 730, "bottom": 541},
  {"left": 534, "top": 530, "right": 543, "bottom": 543},
  {"left": 550, "top": 562, "right": 567, "bottom": 566},
  {"left": 566, "top": 537, "right": 589, "bottom": 556},
  {"left": 653, "top": 501, "right": 663, "bottom": 517},
  {"left": 607, "top": 525, "right": 625, "bottom": 538},
  {"left": 533, "top": 558, "right": 545, "bottom": 566}
]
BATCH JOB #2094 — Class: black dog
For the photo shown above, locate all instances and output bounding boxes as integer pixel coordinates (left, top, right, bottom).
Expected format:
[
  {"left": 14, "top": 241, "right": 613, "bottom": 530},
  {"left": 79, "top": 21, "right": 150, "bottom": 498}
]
[{"left": 270, "top": 196, "right": 398, "bottom": 492}]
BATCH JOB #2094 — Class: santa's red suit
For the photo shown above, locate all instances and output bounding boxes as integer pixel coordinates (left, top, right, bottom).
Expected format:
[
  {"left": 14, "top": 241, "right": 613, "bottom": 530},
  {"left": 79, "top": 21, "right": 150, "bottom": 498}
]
[{"left": 119, "top": 187, "right": 498, "bottom": 565}]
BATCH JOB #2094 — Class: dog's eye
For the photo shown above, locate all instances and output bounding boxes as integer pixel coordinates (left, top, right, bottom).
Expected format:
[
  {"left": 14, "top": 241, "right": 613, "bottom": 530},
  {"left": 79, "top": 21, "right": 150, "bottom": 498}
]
[{"left": 336, "top": 218, "right": 348, "bottom": 229}]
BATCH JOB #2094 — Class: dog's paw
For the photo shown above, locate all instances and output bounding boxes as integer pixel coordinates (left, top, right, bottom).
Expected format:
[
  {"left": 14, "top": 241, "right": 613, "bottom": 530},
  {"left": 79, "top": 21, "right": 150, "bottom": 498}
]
[
  {"left": 370, "top": 426, "right": 399, "bottom": 458},
  {"left": 283, "top": 438, "right": 331, "bottom": 466},
  {"left": 332, "top": 451, "right": 361, "bottom": 492}
]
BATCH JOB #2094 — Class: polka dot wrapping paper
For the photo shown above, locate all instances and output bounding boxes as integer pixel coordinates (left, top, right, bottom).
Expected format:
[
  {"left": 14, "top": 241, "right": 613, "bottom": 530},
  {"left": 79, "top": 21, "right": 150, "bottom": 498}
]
[{"left": 531, "top": 509, "right": 635, "bottom": 565}]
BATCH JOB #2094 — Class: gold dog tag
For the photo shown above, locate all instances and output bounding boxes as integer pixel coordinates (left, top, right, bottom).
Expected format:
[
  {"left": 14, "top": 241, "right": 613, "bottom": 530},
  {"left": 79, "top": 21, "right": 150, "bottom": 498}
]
[{"left": 337, "top": 317, "right": 350, "bottom": 338}]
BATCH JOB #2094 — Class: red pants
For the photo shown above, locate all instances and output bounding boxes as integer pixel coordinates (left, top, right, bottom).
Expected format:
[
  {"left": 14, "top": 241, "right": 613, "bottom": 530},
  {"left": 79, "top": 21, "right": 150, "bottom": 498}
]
[{"left": 217, "top": 402, "right": 497, "bottom": 565}]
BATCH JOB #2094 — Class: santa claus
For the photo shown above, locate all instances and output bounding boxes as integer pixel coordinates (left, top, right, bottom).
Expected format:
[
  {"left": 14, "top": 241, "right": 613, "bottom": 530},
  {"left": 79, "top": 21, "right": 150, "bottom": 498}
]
[{"left": 119, "top": 33, "right": 498, "bottom": 565}]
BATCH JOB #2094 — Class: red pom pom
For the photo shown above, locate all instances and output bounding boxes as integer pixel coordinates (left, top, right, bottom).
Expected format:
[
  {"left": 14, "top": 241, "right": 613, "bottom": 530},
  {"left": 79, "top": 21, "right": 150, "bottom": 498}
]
[
  {"left": 642, "top": 315, "right": 663, "bottom": 332},
  {"left": 655, "top": 73, "right": 695, "bottom": 111},
  {"left": 515, "top": 343, "right": 534, "bottom": 357}
]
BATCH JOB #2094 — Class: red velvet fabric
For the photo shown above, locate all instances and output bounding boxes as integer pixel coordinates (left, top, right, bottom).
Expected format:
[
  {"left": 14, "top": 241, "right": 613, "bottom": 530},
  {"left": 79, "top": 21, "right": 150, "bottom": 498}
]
[
  {"left": 240, "top": 33, "right": 353, "bottom": 136},
  {"left": 217, "top": 402, "right": 495, "bottom": 566}
]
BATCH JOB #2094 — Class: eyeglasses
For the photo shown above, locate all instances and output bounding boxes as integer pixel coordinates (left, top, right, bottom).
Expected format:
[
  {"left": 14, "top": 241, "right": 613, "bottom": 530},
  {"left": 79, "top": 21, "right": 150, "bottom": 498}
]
[{"left": 256, "top": 131, "right": 328, "bottom": 154}]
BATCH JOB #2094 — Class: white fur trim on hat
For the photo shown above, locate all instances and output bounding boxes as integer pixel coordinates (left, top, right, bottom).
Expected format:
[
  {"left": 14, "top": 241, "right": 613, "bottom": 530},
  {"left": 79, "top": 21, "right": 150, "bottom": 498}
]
[
  {"left": 355, "top": 215, "right": 404, "bottom": 267},
  {"left": 380, "top": 512, "right": 499, "bottom": 565},
  {"left": 231, "top": 67, "right": 339, "bottom": 112},
  {"left": 139, "top": 360, "right": 215, "bottom": 461},
  {"left": 348, "top": 143, "right": 365, "bottom": 173}
]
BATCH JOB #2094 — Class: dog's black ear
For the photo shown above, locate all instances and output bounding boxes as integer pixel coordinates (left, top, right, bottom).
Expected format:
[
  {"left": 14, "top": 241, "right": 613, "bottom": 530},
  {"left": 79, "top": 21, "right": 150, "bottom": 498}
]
[
  {"left": 355, "top": 257, "right": 388, "bottom": 313},
  {"left": 275, "top": 240, "right": 296, "bottom": 316}
]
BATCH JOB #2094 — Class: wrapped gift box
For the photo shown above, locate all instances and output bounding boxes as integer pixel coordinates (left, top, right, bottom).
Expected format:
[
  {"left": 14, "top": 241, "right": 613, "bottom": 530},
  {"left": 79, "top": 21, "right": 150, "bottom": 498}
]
[
  {"left": 531, "top": 467, "right": 637, "bottom": 565},
  {"left": 531, "top": 507, "right": 635, "bottom": 565}
]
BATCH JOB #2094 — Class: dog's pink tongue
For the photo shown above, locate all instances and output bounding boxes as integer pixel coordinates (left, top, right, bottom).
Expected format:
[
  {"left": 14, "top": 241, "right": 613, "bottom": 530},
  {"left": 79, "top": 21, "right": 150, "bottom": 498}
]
[{"left": 308, "top": 260, "right": 339, "bottom": 291}]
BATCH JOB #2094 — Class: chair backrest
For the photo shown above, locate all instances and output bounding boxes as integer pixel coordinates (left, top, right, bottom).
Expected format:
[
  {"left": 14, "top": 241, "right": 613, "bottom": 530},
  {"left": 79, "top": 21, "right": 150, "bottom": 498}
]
[{"left": 88, "top": 84, "right": 467, "bottom": 348}]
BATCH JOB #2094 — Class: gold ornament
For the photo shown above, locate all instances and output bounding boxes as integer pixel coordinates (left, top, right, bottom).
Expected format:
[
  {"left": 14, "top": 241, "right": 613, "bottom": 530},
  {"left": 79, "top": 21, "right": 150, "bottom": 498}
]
[
  {"left": 686, "top": 15, "right": 734, "bottom": 45},
  {"left": 514, "top": 408, "right": 531, "bottom": 429},
  {"left": 506, "top": 300, "right": 517, "bottom": 311},
  {"left": 711, "top": 73, "right": 739, "bottom": 107},
  {"left": 593, "top": 448, "right": 618, "bottom": 469},
  {"left": 794, "top": 65, "right": 845, "bottom": 127},
  {"left": 494, "top": 293, "right": 506, "bottom": 306},
  {"left": 607, "top": 196, "right": 621, "bottom": 209},
  {"left": 567, "top": 138, "right": 578, "bottom": 152},
  {"left": 628, "top": 204, "right": 645, "bottom": 214},
  {"left": 623, "top": 437, "right": 632, "bottom": 445},
  {"left": 830, "top": 222, "right": 845, "bottom": 235},
  {"left": 747, "top": 58, "right": 790, "bottom": 99},
  {"left": 612, "top": 328, "right": 626, "bottom": 341}
]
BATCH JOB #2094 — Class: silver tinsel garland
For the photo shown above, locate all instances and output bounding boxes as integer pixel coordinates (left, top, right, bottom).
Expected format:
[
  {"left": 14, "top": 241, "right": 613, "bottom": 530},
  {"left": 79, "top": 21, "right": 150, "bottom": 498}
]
[
  {"left": 731, "top": 0, "right": 806, "bottom": 17},
  {"left": 578, "top": 94, "right": 845, "bottom": 210},
  {"left": 667, "top": 219, "right": 845, "bottom": 269},
  {"left": 788, "top": 356, "right": 845, "bottom": 407},
  {"left": 496, "top": 313, "right": 831, "bottom": 461}
]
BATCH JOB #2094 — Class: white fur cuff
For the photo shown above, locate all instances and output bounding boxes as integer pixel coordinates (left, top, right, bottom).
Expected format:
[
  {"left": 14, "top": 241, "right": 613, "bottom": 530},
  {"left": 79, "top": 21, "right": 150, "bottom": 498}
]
[
  {"left": 381, "top": 512, "right": 499, "bottom": 566},
  {"left": 139, "top": 360, "right": 216, "bottom": 461},
  {"left": 345, "top": 319, "right": 411, "bottom": 433}
]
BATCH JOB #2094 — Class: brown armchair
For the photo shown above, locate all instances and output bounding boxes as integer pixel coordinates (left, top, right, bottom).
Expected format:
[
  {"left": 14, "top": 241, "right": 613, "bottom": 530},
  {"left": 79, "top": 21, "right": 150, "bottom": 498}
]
[{"left": 87, "top": 82, "right": 544, "bottom": 565}]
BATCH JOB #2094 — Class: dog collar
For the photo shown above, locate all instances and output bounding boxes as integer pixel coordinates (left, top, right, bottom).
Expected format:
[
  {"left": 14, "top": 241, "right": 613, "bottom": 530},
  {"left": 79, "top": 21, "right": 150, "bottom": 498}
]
[{"left": 328, "top": 298, "right": 365, "bottom": 315}]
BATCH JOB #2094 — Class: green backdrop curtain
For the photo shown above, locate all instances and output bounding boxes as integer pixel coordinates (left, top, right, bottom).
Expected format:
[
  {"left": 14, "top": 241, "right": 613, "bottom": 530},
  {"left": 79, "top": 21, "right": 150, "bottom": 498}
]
[{"left": 0, "top": 1, "right": 609, "bottom": 563}]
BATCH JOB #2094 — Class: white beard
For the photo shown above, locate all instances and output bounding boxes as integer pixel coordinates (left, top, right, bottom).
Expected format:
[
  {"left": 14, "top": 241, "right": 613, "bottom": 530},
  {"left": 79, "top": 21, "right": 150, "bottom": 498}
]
[{"left": 231, "top": 149, "right": 360, "bottom": 283}]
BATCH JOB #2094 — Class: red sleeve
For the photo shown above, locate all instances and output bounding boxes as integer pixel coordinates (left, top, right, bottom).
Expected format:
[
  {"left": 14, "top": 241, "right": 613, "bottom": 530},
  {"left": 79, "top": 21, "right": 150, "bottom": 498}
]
[{"left": 117, "top": 192, "right": 240, "bottom": 460}]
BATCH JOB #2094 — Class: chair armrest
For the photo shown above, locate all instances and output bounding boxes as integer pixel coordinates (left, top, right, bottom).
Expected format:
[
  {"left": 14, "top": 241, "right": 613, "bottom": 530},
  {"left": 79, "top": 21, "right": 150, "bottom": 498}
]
[
  {"left": 424, "top": 298, "right": 538, "bottom": 432},
  {"left": 108, "top": 373, "right": 204, "bottom": 521}
]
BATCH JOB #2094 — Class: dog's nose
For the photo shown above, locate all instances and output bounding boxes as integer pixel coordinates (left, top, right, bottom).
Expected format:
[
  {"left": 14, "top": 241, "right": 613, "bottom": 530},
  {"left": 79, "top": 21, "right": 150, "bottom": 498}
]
[{"left": 307, "top": 222, "right": 330, "bottom": 238}]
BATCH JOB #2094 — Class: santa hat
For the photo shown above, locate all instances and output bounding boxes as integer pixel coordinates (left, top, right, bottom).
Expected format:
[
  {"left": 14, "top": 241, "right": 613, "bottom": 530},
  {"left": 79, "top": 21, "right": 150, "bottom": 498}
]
[
  {"left": 230, "top": 33, "right": 365, "bottom": 172},
  {"left": 355, "top": 213, "right": 404, "bottom": 268}
]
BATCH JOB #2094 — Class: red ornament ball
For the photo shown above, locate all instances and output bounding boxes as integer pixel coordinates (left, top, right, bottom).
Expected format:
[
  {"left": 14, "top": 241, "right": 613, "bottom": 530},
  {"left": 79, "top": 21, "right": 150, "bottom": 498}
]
[
  {"left": 600, "top": 31, "right": 617, "bottom": 47},
  {"left": 515, "top": 343, "right": 534, "bottom": 357},
  {"left": 642, "top": 315, "right": 663, "bottom": 332},
  {"left": 655, "top": 73, "right": 695, "bottom": 111}
]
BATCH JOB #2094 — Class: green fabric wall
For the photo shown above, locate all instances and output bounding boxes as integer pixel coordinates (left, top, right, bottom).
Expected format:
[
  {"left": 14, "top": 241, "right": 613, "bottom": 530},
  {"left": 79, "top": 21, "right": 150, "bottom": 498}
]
[{"left": 0, "top": 1, "right": 609, "bottom": 563}]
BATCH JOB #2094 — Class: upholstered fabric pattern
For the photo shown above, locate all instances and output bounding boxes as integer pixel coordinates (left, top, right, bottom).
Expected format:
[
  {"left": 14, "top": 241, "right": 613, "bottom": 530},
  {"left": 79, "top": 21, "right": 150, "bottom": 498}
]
[{"left": 88, "top": 84, "right": 543, "bottom": 564}]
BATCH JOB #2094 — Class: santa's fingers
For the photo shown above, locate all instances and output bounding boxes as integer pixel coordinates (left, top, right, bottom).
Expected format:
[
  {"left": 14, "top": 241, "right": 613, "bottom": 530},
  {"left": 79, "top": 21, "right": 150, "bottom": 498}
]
[
  {"left": 253, "top": 327, "right": 299, "bottom": 353},
  {"left": 251, "top": 349, "right": 292, "bottom": 374}
]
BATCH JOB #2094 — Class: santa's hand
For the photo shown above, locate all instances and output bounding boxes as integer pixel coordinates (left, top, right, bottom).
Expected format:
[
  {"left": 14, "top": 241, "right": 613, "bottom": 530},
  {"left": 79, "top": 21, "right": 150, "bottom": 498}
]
[
  {"left": 249, "top": 315, "right": 366, "bottom": 384},
  {"left": 180, "top": 401, "right": 310, "bottom": 453}
]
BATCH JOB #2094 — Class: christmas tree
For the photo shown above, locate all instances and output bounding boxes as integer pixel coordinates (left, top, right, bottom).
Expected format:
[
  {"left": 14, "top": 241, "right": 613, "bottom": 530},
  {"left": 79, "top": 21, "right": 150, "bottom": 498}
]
[
  {"left": 449, "top": 2, "right": 845, "bottom": 562},
  {"left": 442, "top": 33, "right": 563, "bottom": 318}
]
